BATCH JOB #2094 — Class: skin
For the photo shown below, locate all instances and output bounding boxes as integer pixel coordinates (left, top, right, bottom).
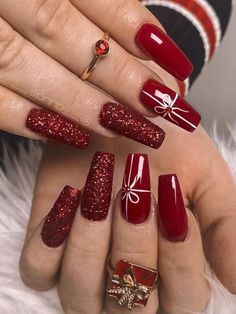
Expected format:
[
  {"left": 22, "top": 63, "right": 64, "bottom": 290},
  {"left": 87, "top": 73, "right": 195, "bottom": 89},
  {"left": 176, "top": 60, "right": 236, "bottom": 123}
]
[
  {"left": 0, "top": 0, "right": 234, "bottom": 312},
  {"left": 19, "top": 120, "right": 236, "bottom": 313}
]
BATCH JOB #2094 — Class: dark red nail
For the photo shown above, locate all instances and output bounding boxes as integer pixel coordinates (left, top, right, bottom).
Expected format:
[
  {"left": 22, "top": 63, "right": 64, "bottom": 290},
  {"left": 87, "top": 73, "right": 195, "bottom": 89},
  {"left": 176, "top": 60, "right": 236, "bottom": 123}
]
[
  {"left": 81, "top": 152, "right": 115, "bottom": 221},
  {"left": 121, "top": 154, "right": 151, "bottom": 224},
  {"left": 158, "top": 174, "right": 188, "bottom": 242},
  {"left": 140, "top": 79, "right": 201, "bottom": 132},
  {"left": 136, "top": 23, "right": 193, "bottom": 81},
  {"left": 99, "top": 103, "right": 165, "bottom": 149},
  {"left": 26, "top": 109, "right": 90, "bottom": 149},
  {"left": 41, "top": 186, "right": 81, "bottom": 248}
]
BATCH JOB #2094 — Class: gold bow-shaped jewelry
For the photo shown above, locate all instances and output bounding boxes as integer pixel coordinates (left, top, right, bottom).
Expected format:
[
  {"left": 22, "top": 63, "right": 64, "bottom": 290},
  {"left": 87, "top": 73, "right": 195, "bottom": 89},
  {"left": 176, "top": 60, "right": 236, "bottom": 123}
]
[{"left": 107, "top": 267, "right": 151, "bottom": 311}]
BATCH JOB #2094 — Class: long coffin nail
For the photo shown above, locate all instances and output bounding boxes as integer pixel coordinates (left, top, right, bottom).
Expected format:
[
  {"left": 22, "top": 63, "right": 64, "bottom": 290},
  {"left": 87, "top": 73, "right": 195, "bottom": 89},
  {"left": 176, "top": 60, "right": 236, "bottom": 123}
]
[
  {"left": 140, "top": 79, "right": 201, "bottom": 132},
  {"left": 41, "top": 186, "right": 81, "bottom": 248},
  {"left": 121, "top": 154, "right": 151, "bottom": 224},
  {"left": 81, "top": 152, "right": 115, "bottom": 221},
  {"left": 99, "top": 103, "right": 165, "bottom": 149},
  {"left": 158, "top": 174, "right": 188, "bottom": 242},
  {"left": 26, "top": 109, "right": 90, "bottom": 149},
  {"left": 136, "top": 23, "right": 193, "bottom": 81}
]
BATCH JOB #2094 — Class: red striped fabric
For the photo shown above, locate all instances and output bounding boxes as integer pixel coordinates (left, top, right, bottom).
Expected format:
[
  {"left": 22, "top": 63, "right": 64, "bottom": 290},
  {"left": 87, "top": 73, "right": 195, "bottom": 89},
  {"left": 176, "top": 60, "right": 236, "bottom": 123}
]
[{"left": 170, "top": 0, "right": 217, "bottom": 58}]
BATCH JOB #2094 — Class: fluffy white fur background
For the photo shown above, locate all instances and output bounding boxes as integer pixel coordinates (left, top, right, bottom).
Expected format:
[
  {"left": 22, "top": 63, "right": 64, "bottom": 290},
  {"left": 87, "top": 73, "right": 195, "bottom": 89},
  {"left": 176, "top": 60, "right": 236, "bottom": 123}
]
[{"left": 1, "top": 128, "right": 236, "bottom": 314}]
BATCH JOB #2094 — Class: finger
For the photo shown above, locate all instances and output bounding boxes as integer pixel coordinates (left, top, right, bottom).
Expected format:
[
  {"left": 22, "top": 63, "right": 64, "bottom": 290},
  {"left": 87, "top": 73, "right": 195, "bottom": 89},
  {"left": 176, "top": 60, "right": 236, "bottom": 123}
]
[
  {"left": 0, "top": 1, "right": 200, "bottom": 133},
  {"left": 72, "top": 0, "right": 193, "bottom": 80},
  {"left": 20, "top": 140, "right": 114, "bottom": 291},
  {"left": 58, "top": 152, "right": 114, "bottom": 314},
  {"left": 0, "top": 85, "right": 43, "bottom": 139},
  {"left": 192, "top": 148, "right": 236, "bottom": 294},
  {"left": 19, "top": 185, "right": 81, "bottom": 291},
  {"left": 105, "top": 154, "right": 159, "bottom": 314},
  {"left": 158, "top": 174, "right": 210, "bottom": 314},
  {"left": 0, "top": 17, "right": 165, "bottom": 148}
]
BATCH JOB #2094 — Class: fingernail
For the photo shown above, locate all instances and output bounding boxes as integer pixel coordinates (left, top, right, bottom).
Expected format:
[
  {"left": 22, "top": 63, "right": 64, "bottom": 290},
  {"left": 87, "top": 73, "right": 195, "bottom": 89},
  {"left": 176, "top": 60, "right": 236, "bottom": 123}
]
[
  {"left": 158, "top": 174, "right": 188, "bottom": 242},
  {"left": 140, "top": 79, "right": 201, "bottom": 132},
  {"left": 99, "top": 103, "right": 165, "bottom": 149},
  {"left": 26, "top": 109, "right": 90, "bottom": 149},
  {"left": 41, "top": 186, "right": 81, "bottom": 248},
  {"left": 121, "top": 153, "right": 151, "bottom": 224},
  {"left": 135, "top": 23, "right": 193, "bottom": 81},
  {"left": 81, "top": 152, "right": 115, "bottom": 221}
]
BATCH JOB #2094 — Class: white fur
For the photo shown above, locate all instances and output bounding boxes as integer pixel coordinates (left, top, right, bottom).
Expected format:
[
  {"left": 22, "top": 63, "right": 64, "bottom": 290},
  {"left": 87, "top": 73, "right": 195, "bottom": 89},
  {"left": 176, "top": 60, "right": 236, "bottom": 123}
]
[{"left": 0, "top": 131, "right": 236, "bottom": 313}]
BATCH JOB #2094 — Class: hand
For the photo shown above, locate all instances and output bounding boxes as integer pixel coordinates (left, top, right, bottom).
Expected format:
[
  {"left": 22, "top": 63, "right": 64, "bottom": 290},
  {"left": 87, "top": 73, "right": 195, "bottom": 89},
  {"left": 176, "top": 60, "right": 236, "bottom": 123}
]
[
  {"left": 19, "top": 119, "right": 236, "bottom": 313},
  {"left": 0, "top": 0, "right": 200, "bottom": 148}
]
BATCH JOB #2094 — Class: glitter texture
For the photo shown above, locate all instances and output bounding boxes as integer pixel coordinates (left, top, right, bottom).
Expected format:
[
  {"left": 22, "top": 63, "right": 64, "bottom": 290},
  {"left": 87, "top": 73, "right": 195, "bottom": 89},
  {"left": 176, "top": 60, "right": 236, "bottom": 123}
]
[
  {"left": 99, "top": 103, "right": 165, "bottom": 149},
  {"left": 26, "top": 109, "right": 90, "bottom": 149},
  {"left": 41, "top": 186, "right": 81, "bottom": 248},
  {"left": 81, "top": 152, "right": 115, "bottom": 221}
]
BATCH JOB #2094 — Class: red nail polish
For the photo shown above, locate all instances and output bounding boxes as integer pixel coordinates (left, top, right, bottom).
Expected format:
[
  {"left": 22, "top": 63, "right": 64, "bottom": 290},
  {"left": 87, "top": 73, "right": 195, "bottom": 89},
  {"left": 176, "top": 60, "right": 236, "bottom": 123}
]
[
  {"left": 99, "top": 103, "right": 165, "bottom": 149},
  {"left": 136, "top": 24, "right": 193, "bottom": 81},
  {"left": 158, "top": 174, "right": 188, "bottom": 242},
  {"left": 41, "top": 186, "right": 81, "bottom": 248},
  {"left": 26, "top": 109, "right": 90, "bottom": 149},
  {"left": 140, "top": 79, "right": 201, "bottom": 132},
  {"left": 81, "top": 152, "right": 115, "bottom": 221},
  {"left": 121, "top": 154, "right": 151, "bottom": 224}
]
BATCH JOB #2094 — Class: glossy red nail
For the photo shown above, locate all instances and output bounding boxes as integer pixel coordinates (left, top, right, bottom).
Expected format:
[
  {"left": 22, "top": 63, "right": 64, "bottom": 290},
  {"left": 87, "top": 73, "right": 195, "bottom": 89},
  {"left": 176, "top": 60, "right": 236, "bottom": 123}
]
[
  {"left": 26, "top": 109, "right": 90, "bottom": 149},
  {"left": 158, "top": 174, "right": 188, "bottom": 242},
  {"left": 136, "top": 23, "right": 193, "bottom": 81},
  {"left": 81, "top": 152, "right": 115, "bottom": 221},
  {"left": 140, "top": 79, "right": 201, "bottom": 132},
  {"left": 121, "top": 154, "right": 151, "bottom": 224},
  {"left": 41, "top": 186, "right": 81, "bottom": 248},
  {"left": 99, "top": 103, "right": 165, "bottom": 149}
]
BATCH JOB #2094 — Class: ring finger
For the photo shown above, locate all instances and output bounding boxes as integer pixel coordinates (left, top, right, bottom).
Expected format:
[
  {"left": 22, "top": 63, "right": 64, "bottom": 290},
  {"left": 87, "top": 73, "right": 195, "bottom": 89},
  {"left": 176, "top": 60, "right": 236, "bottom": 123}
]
[
  {"left": 105, "top": 153, "right": 159, "bottom": 313},
  {"left": 0, "top": 0, "right": 200, "bottom": 132}
]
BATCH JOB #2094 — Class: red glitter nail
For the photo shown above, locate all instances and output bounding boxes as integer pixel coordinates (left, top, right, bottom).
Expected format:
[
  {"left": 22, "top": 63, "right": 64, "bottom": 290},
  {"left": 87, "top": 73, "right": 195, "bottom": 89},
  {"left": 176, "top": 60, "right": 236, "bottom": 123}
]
[
  {"left": 99, "top": 103, "right": 165, "bottom": 149},
  {"left": 81, "top": 152, "right": 115, "bottom": 221},
  {"left": 26, "top": 109, "right": 90, "bottom": 149},
  {"left": 41, "top": 186, "right": 81, "bottom": 248}
]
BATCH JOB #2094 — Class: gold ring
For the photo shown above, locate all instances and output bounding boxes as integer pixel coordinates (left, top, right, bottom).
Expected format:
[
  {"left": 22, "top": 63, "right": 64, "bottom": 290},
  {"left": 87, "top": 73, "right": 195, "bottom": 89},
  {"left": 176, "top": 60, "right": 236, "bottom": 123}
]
[
  {"left": 106, "top": 257, "right": 159, "bottom": 311},
  {"left": 80, "top": 32, "right": 110, "bottom": 81}
]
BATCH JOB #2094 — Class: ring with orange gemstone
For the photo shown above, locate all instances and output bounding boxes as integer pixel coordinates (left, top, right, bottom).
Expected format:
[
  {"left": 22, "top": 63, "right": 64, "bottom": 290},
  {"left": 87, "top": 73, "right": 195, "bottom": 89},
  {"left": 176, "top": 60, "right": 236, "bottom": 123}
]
[
  {"left": 80, "top": 32, "right": 110, "bottom": 81},
  {"left": 106, "top": 257, "right": 159, "bottom": 311}
]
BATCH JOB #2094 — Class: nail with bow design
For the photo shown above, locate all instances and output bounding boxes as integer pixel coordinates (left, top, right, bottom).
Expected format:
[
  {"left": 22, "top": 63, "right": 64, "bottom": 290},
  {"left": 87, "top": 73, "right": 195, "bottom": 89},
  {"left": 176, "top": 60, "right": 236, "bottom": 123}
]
[
  {"left": 140, "top": 79, "right": 201, "bottom": 132},
  {"left": 121, "top": 153, "right": 151, "bottom": 224}
]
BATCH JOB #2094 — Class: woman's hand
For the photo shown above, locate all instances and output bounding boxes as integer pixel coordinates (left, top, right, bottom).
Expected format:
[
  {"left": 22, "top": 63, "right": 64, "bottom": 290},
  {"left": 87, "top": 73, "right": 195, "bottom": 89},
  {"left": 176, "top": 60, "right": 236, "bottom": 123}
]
[
  {"left": 0, "top": 0, "right": 200, "bottom": 147},
  {"left": 19, "top": 118, "right": 236, "bottom": 313}
]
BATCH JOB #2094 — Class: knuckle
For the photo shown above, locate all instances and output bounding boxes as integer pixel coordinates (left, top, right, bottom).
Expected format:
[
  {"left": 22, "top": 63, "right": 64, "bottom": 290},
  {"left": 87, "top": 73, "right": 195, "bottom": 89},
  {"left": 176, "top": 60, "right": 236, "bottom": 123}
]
[
  {"left": 113, "top": 55, "right": 137, "bottom": 88},
  {"left": 19, "top": 249, "right": 53, "bottom": 291},
  {"left": 109, "top": 0, "right": 141, "bottom": 28},
  {"left": 35, "top": 0, "right": 71, "bottom": 38},
  {"left": 0, "top": 18, "right": 25, "bottom": 70}
]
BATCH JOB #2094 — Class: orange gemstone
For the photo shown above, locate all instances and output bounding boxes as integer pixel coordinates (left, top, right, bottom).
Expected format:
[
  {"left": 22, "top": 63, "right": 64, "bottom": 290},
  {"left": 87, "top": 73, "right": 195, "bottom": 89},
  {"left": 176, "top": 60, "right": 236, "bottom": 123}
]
[{"left": 95, "top": 39, "right": 110, "bottom": 56}]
